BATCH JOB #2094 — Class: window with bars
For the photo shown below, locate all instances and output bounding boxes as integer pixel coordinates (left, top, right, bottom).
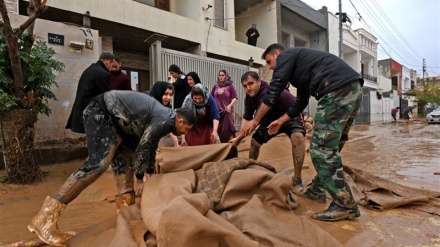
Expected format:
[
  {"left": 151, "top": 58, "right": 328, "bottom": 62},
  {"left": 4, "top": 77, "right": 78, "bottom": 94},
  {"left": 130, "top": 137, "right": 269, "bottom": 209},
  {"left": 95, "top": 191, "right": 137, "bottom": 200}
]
[{"left": 214, "top": 0, "right": 226, "bottom": 28}]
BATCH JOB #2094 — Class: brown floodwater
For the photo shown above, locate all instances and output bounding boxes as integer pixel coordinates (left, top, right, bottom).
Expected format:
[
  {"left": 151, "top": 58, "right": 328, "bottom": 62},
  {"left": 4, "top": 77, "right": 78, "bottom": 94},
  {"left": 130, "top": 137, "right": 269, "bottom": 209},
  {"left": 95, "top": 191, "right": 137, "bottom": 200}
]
[
  {"left": 342, "top": 122, "right": 440, "bottom": 192},
  {"left": 0, "top": 121, "right": 439, "bottom": 246}
]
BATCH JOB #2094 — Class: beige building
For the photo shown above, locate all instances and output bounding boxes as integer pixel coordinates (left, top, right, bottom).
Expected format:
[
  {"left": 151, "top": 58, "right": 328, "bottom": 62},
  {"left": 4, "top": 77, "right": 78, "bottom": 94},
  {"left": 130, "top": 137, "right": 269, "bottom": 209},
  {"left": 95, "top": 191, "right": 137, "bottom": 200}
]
[{"left": 5, "top": 0, "right": 330, "bottom": 142}]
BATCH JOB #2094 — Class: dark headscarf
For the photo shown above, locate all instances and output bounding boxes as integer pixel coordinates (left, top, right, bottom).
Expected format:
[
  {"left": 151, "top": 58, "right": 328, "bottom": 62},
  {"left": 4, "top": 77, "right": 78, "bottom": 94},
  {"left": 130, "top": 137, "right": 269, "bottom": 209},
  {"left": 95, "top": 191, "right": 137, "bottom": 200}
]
[
  {"left": 216, "top": 70, "right": 233, "bottom": 88},
  {"left": 185, "top": 71, "right": 202, "bottom": 87},
  {"left": 149, "top": 81, "right": 174, "bottom": 107}
]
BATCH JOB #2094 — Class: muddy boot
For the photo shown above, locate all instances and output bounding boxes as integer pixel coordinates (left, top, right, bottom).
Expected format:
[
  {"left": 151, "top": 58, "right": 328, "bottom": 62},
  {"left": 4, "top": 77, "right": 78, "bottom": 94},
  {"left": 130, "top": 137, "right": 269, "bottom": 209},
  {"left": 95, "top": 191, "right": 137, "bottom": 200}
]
[
  {"left": 115, "top": 191, "right": 135, "bottom": 211},
  {"left": 312, "top": 202, "right": 360, "bottom": 221},
  {"left": 27, "top": 196, "right": 68, "bottom": 246}
]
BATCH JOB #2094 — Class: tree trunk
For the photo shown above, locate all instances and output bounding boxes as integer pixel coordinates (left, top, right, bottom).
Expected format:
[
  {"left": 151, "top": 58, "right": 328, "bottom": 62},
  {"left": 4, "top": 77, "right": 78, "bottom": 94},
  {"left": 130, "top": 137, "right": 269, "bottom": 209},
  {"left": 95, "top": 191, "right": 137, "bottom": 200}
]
[{"left": 1, "top": 109, "right": 42, "bottom": 184}]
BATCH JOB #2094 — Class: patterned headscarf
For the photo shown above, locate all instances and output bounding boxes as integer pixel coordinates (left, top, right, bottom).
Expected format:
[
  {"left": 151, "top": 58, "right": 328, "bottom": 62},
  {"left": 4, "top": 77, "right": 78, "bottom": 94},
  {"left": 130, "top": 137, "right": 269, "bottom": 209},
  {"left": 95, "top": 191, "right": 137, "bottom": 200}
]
[
  {"left": 191, "top": 84, "right": 210, "bottom": 107},
  {"left": 216, "top": 70, "right": 233, "bottom": 88},
  {"left": 182, "top": 84, "right": 211, "bottom": 116}
]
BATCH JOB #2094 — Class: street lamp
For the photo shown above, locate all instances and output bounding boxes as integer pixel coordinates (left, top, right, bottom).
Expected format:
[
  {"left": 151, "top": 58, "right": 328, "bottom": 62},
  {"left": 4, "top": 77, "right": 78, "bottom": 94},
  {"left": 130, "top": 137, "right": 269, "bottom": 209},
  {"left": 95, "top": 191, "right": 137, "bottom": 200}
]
[
  {"left": 248, "top": 57, "right": 254, "bottom": 68},
  {"left": 83, "top": 11, "right": 91, "bottom": 28}
]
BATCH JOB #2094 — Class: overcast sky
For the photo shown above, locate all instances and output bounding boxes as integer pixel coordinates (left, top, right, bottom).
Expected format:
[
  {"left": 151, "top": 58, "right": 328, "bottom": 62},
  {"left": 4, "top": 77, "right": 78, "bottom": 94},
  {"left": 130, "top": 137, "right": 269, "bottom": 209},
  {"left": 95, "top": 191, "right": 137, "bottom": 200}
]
[{"left": 300, "top": 0, "right": 440, "bottom": 77}]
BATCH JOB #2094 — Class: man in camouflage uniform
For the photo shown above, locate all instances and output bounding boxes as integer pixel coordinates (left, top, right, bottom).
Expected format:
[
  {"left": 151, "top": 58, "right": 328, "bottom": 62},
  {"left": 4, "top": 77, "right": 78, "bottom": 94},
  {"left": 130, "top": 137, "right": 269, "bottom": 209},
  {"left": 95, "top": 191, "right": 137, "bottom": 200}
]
[{"left": 241, "top": 44, "right": 363, "bottom": 221}]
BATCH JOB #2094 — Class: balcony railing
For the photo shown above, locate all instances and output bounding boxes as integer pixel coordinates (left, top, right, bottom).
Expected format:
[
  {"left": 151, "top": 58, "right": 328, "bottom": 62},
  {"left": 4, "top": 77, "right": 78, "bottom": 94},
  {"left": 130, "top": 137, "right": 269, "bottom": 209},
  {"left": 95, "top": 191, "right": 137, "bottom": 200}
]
[{"left": 362, "top": 73, "right": 377, "bottom": 82}]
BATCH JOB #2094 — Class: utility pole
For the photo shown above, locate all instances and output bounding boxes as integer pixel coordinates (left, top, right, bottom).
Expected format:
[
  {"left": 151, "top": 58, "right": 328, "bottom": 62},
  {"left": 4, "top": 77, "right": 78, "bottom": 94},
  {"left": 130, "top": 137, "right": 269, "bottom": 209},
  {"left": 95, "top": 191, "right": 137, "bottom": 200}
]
[
  {"left": 338, "top": 0, "right": 343, "bottom": 59},
  {"left": 422, "top": 58, "right": 426, "bottom": 85}
]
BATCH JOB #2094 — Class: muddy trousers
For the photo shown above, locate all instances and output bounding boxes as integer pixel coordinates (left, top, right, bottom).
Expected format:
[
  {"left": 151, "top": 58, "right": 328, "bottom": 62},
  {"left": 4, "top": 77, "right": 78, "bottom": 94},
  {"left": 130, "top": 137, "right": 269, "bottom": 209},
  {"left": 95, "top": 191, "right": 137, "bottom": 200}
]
[
  {"left": 309, "top": 80, "right": 362, "bottom": 208},
  {"left": 54, "top": 102, "right": 135, "bottom": 204}
]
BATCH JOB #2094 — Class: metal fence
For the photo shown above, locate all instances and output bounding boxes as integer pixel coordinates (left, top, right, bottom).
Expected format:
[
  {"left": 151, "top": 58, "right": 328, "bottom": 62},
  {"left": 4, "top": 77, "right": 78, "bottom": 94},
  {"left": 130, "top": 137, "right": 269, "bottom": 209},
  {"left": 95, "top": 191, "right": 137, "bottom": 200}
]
[
  {"left": 160, "top": 48, "right": 249, "bottom": 129},
  {"left": 355, "top": 88, "right": 371, "bottom": 124}
]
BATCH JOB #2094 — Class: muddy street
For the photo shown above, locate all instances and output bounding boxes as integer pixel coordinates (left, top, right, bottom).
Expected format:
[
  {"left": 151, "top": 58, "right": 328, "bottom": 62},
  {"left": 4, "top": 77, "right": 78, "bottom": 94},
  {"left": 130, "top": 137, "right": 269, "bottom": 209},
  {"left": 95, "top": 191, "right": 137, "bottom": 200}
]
[
  {"left": 342, "top": 121, "right": 440, "bottom": 192},
  {"left": 0, "top": 121, "right": 439, "bottom": 246}
]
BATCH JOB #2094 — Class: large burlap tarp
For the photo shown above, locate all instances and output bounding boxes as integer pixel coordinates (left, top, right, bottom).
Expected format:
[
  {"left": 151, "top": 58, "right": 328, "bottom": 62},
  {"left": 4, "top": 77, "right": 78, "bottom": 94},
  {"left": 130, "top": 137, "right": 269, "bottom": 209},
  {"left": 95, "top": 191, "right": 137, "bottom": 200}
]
[
  {"left": 64, "top": 143, "right": 439, "bottom": 247},
  {"left": 67, "top": 144, "right": 342, "bottom": 247},
  {"left": 344, "top": 165, "right": 440, "bottom": 214}
]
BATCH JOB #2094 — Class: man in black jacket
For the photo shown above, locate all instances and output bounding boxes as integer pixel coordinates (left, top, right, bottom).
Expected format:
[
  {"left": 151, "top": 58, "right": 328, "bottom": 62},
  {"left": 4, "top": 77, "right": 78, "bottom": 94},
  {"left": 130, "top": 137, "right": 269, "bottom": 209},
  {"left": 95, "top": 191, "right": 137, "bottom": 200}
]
[
  {"left": 246, "top": 23, "right": 260, "bottom": 46},
  {"left": 242, "top": 44, "right": 363, "bottom": 221},
  {"left": 65, "top": 52, "right": 115, "bottom": 133},
  {"left": 29, "top": 91, "right": 196, "bottom": 246}
]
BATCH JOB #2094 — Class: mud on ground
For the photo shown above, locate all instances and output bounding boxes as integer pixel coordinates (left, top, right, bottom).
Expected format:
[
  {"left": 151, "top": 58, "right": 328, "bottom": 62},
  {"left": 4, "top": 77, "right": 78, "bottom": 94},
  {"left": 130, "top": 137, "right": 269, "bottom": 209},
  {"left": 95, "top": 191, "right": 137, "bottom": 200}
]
[{"left": 0, "top": 121, "right": 439, "bottom": 246}]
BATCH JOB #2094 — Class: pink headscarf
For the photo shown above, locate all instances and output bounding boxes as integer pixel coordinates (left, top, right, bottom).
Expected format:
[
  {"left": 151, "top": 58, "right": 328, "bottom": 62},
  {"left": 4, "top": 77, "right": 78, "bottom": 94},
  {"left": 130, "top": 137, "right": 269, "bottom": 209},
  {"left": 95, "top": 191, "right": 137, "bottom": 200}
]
[{"left": 216, "top": 70, "right": 233, "bottom": 88}]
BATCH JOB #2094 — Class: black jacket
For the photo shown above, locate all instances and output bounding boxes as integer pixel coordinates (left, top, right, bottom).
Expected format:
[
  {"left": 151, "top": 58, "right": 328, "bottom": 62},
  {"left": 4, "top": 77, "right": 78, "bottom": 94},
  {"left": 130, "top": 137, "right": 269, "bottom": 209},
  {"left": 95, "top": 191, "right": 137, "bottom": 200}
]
[
  {"left": 66, "top": 60, "right": 111, "bottom": 133},
  {"left": 263, "top": 48, "right": 362, "bottom": 118},
  {"left": 246, "top": 28, "right": 260, "bottom": 46},
  {"left": 172, "top": 75, "right": 190, "bottom": 109}
]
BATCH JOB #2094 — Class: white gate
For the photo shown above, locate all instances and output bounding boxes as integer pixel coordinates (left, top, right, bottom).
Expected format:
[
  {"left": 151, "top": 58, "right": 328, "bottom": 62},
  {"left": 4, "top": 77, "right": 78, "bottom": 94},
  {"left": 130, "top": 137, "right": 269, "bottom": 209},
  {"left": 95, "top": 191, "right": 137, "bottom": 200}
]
[{"left": 160, "top": 48, "right": 249, "bottom": 129}]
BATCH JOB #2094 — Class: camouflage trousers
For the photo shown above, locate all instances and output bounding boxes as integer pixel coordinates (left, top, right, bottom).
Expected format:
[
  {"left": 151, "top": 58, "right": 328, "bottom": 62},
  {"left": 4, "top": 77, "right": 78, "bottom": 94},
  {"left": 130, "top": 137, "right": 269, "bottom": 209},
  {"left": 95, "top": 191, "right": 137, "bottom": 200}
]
[{"left": 309, "top": 80, "right": 362, "bottom": 207}]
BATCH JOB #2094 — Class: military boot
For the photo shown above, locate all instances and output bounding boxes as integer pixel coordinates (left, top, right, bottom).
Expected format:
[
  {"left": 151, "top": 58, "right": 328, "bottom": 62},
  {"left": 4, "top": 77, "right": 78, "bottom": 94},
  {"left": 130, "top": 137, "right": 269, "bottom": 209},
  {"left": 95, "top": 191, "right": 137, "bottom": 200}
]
[{"left": 313, "top": 202, "right": 361, "bottom": 221}]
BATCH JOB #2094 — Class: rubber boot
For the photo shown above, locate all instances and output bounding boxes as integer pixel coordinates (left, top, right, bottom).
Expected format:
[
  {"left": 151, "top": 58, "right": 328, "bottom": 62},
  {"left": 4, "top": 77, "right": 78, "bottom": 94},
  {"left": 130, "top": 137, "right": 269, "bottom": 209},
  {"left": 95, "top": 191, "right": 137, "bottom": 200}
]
[
  {"left": 115, "top": 191, "right": 135, "bottom": 211},
  {"left": 28, "top": 196, "right": 68, "bottom": 246}
]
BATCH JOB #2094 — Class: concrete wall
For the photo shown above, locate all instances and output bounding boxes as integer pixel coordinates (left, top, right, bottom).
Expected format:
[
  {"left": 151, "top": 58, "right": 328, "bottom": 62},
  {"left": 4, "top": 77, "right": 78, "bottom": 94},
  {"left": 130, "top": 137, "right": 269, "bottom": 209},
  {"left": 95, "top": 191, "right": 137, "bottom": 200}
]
[
  {"left": 10, "top": 14, "right": 101, "bottom": 142},
  {"left": 235, "top": 1, "right": 278, "bottom": 50},
  {"left": 327, "top": 13, "right": 339, "bottom": 56},
  {"left": 48, "top": 0, "right": 267, "bottom": 65},
  {"left": 370, "top": 91, "right": 383, "bottom": 123},
  {"left": 5, "top": 0, "right": 18, "bottom": 13},
  {"left": 378, "top": 74, "right": 392, "bottom": 91},
  {"left": 402, "top": 65, "right": 411, "bottom": 92}
]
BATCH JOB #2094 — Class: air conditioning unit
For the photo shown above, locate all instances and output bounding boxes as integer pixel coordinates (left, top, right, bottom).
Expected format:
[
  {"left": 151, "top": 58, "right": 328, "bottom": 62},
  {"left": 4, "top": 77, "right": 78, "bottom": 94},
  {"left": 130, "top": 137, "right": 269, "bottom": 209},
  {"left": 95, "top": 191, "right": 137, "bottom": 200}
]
[{"left": 69, "top": 41, "right": 85, "bottom": 49}]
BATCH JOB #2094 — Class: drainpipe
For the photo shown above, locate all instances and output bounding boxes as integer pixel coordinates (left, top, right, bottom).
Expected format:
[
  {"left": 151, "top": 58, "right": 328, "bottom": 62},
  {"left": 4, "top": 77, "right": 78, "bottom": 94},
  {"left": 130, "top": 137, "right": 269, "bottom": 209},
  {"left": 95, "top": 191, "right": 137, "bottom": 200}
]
[{"left": 338, "top": 0, "right": 344, "bottom": 59}]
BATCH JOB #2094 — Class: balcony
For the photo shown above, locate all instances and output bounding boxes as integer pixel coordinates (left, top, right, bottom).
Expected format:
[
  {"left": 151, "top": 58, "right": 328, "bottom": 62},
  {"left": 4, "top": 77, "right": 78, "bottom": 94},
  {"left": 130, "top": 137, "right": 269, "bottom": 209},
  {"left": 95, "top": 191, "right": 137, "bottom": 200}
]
[{"left": 362, "top": 73, "right": 377, "bottom": 82}]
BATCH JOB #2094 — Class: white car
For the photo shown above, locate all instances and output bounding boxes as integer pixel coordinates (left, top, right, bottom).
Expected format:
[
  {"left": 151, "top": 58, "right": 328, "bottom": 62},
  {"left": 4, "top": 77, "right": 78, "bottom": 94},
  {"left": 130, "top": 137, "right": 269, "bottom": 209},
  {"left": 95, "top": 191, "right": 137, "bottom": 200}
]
[{"left": 426, "top": 107, "right": 440, "bottom": 124}]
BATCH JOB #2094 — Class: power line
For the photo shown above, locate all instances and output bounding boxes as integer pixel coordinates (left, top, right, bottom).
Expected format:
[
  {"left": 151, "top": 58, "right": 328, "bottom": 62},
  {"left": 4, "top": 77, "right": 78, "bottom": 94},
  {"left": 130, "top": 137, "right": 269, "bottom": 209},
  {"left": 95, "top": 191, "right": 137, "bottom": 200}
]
[
  {"left": 370, "top": 0, "right": 423, "bottom": 60},
  {"left": 355, "top": 0, "right": 421, "bottom": 65}
]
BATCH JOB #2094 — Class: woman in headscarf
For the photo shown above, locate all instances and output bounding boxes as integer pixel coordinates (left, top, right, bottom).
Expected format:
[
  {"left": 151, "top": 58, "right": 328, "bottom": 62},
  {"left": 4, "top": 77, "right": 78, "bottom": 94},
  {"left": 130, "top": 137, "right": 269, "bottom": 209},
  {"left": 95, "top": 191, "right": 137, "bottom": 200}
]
[
  {"left": 182, "top": 84, "right": 220, "bottom": 146},
  {"left": 211, "top": 69, "right": 238, "bottom": 143},
  {"left": 145, "top": 81, "right": 180, "bottom": 147},
  {"left": 149, "top": 81, "right": 174, "bottom": 108},
  {"left": 185, "top": 71, "right": 202, "bottom": 88}
]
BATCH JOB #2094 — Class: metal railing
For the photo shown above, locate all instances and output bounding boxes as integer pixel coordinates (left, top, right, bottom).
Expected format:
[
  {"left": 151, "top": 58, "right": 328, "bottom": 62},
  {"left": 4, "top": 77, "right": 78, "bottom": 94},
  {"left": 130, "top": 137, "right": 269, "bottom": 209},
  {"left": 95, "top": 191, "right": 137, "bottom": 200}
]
[{"left": 362, "top": 73, "right": 377, "bottom": 82}]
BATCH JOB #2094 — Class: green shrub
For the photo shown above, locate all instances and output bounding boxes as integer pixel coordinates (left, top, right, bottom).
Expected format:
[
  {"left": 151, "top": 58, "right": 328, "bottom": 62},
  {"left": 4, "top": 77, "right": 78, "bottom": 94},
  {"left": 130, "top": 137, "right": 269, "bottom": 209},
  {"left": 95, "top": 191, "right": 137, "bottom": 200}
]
[{"left": 0, "top": 31, "right": 65, "bottom": 116}]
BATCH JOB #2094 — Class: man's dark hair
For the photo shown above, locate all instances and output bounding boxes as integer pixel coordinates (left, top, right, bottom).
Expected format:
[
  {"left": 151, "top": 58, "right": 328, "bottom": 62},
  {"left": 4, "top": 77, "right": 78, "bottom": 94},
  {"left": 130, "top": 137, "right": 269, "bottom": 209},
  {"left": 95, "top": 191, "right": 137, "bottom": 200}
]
[
  {"left": 175, "top": 107, "right": 196, "bottom": 126},
  {"left": 261, "top": 43, "right": 285, "bottom": 60},
  {"left": 169, "top": 64, "right": 183, "bottom": 74},
  {"left": 241, "top": 71, "right": 260, "bottom": 83},
  {"left": 114, "top": 56, "right": 121, "bottom": 63},
  {"left": 99, "top": 52, "right": 115, "bottom": 61},
  {"left": 396, "top": 107, "right": 400, "bottom": 110}
]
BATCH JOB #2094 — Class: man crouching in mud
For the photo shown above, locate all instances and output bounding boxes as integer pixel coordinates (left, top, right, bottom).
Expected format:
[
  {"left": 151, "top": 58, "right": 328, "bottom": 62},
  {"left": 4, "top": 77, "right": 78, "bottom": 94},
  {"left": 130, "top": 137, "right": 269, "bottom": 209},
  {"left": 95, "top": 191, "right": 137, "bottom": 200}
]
[{"left": 28, "top": 91, "right": 196, "bottom": 246}]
